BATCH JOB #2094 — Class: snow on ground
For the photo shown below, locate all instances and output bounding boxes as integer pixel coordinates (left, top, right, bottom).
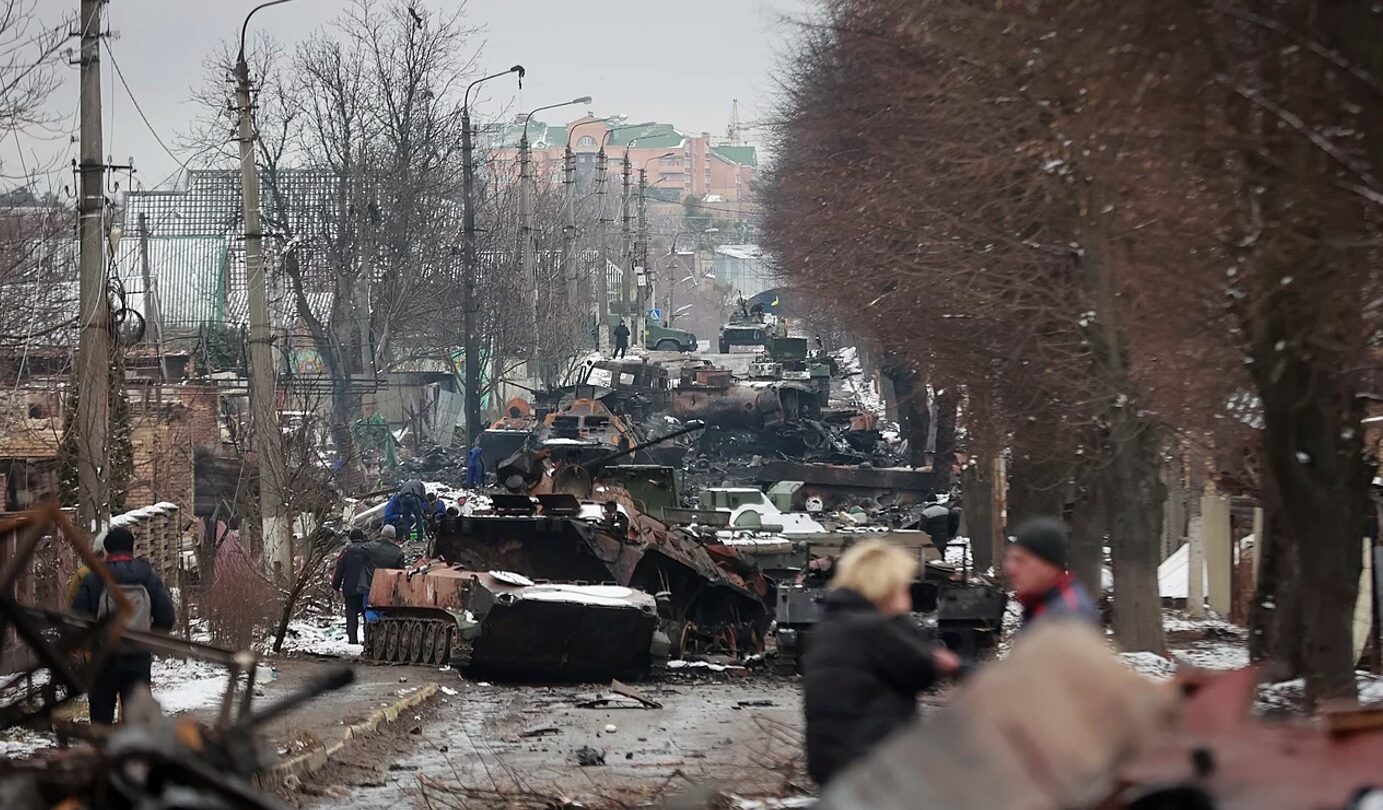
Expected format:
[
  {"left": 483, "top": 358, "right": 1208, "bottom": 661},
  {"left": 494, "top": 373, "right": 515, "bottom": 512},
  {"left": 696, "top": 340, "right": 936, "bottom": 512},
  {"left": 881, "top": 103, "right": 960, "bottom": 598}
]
[
  {"left": 835, "top": 346, "right": 887, "bottom": 420},
  {"left": 274, "top": 615, "right": 364, "bottom": 658},
  {"left": 151, "top": 657, "right": 274, "bottom": 715},
  {"left": 0, "top": 728, "right": 52, "bottom": 758}
]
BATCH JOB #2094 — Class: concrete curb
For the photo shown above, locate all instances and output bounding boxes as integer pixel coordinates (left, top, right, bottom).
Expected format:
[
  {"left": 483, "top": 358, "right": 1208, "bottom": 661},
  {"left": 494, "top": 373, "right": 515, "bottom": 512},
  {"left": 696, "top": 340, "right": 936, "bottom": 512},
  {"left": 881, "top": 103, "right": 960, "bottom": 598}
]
[{"left": 264, "top": 682, "right": 440, "bottom": 787}]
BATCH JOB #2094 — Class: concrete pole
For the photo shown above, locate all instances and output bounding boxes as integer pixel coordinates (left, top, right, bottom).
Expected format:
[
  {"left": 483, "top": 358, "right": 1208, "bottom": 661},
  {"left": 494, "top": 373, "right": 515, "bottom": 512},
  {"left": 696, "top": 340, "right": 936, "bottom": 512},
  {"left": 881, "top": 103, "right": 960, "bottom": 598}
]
[
  {"left": 518, "top": 135, "right": 538, "bottom": 380},
  {"left": 619, "top": 156, "right": 632, "bottom": 341},
  {"left": 137, "top": 214, "right": 168, "bottom": 385},
  {"left": 75, "top": 0, "right": 110, "bottom": 532},
  {"left": 1187, "top": 494, "right": 1206, "bottom": 618},
  {"left": 460, "top": 106, "right": 482, "bottom": 444},
  {"left": 636, "top": 167, "right": 648, "bottom": 346},
  {"left": 236, "top": 54, "right": 291, "bottom": 578},
  {"left": 1203, "top": 490, "right": 1233, "bottom": 616},
  {"left": 562, "top": 146, "right": 578, "bottom": 346},
  {"left": 595, "top": 149, "right": 610, "bottom": 351}
]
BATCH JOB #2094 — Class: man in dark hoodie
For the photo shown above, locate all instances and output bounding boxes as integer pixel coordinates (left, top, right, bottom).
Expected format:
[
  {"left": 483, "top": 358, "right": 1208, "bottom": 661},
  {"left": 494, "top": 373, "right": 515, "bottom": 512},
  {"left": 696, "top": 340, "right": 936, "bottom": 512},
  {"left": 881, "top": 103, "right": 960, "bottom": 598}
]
[
  {"left": 332, "top": 528, "right": 374, "bottom": 645},
  {"left": 802, "top": 539, "right": 960, "bottom": 786},
  {"left": 71, "top": 526, "right": 176, "bottom": 724}
]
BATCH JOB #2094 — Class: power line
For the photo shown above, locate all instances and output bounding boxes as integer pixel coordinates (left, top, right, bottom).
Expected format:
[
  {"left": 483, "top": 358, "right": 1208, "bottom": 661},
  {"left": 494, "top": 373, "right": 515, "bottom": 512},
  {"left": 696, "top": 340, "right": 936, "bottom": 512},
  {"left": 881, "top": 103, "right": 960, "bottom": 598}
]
[{"left": 103, "top": 41, "right": 189, "bottom": 181}]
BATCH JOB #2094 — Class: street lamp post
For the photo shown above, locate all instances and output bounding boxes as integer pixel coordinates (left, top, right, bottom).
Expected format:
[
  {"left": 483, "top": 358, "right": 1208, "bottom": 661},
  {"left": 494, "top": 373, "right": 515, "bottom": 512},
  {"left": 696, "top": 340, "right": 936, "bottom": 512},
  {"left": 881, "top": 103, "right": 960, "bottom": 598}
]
[
  {"left": 461, "top": 65, "right": 524, "bottom": 446},
  {"left": 592, "top": 122, "right": 652, "bottom": 351},
  {"left": 635, "top": 153, "right": 675, "bottom": 342},
  {"left": 237, "top": 0, "right": 298, "bottom": 576},
  {"left": 520, "top": 96, "right": 591, "bottom": 384},
  {"left": 565, "top": 116, "right": 623, "bottom": 350}
]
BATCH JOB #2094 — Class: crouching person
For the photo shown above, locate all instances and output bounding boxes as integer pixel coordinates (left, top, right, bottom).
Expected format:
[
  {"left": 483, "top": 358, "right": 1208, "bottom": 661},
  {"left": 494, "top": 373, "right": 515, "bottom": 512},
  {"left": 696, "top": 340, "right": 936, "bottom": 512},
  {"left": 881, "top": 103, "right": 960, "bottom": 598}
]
[
  {"left": 803, "top": 539, "right": 960, "bottom": 786},
  {"left": 71, "top": 527, "right": 176, "bottom": 724}
]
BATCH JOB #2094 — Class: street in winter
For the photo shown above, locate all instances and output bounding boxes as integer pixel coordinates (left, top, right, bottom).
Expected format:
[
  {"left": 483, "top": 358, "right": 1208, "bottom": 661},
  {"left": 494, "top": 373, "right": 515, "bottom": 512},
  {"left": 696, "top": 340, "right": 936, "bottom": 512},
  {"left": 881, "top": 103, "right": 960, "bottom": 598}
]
[{"left": 1, "top": 1, "right": 1382, "bottom": 808}]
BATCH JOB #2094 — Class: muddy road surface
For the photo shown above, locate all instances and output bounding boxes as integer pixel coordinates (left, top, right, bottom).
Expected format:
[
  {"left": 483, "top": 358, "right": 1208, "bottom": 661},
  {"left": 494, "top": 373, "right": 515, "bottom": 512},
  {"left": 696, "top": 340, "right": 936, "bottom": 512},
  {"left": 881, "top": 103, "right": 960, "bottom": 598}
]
[{"left": 299, "top": 675, "right": 808, "bottom": 809}]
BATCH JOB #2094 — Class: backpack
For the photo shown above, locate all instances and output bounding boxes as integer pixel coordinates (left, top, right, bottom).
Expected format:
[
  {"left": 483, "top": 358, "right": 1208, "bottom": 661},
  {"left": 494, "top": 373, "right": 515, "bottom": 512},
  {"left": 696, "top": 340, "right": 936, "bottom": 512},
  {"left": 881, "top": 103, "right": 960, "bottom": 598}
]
[{"left": 98, "top": 583, "right": 153, "bottom": 633}]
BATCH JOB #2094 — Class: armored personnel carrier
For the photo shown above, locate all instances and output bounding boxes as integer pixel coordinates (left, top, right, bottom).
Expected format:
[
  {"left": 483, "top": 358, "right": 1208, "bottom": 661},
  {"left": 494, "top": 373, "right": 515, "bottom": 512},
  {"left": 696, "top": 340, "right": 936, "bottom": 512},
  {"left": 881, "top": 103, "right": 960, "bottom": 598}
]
[{"left": 363, "top": 422, "right": 774, "bottom": 678}]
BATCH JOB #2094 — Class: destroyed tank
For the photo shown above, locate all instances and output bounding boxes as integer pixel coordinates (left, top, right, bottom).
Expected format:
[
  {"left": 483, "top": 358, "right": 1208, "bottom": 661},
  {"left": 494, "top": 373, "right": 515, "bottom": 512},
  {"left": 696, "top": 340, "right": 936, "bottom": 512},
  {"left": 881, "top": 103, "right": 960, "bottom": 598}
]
[
  {"left": 365, "top": 567, "right": 662, "bottom": 680},
  {"left": 363, "top": 421, "right": 774, "bottom": 678}
]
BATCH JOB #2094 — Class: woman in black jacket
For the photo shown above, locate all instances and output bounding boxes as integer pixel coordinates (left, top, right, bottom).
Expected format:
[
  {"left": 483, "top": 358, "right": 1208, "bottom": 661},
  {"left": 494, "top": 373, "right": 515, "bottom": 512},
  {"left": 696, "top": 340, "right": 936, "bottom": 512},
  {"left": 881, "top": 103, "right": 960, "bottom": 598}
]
[{"left": 802, "top": 539, "right": 960, "bottom": 786}]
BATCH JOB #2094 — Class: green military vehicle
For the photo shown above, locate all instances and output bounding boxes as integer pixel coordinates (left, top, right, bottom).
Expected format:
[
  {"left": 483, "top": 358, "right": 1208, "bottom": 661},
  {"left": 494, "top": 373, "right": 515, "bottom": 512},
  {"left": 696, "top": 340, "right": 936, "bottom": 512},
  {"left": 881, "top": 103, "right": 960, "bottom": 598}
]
[{"left": 645, "top": 319, "right": 699, "bottom": 352}]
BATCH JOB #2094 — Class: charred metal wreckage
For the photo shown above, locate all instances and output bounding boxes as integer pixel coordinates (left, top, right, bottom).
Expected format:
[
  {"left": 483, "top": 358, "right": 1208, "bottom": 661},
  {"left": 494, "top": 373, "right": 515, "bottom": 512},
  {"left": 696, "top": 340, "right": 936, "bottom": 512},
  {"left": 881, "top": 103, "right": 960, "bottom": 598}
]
[
  {"left": 364, "top": 334, "right": 1005, "bottom": 682},
  {"left": 0, "top": 504, "right": 352, "bottom": 810},
  {"left": 364, "top": 418, "right": 774, "bottom": 679}
]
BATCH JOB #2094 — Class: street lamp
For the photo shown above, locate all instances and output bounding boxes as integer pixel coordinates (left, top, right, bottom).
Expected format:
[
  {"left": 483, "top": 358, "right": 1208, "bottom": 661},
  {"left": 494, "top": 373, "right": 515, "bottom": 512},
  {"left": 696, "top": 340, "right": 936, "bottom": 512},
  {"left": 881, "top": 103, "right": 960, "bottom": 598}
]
[
  {"left": 559, "top": 115, "right": 624, "bottom": 352},
  {"left": 520, "top": 96, "right": 591, "bottom": 384},
  {"left": 459, "top": 65, "right": 525, "bottom": 446}
]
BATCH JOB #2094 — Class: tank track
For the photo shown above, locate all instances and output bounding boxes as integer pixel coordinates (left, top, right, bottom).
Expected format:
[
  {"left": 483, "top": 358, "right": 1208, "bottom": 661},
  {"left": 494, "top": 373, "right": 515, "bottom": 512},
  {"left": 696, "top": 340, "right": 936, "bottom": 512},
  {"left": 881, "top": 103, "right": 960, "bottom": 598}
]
[{"left": 363, "top": 616, "right": 466, "bottom": 666}]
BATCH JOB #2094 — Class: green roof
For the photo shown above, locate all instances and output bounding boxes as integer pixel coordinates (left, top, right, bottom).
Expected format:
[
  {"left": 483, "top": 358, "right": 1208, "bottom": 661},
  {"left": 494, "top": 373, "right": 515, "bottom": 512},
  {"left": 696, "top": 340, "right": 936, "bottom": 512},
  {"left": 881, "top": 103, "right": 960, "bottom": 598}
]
[
  {"left": 605, "top": 123, "right": 685, "bottom": 149},
  {"left": 493, "top": 119, "right": 569, "bottom": 150},
  {"left": 711, "top": 145, "right": 758, "bottom": 167}
]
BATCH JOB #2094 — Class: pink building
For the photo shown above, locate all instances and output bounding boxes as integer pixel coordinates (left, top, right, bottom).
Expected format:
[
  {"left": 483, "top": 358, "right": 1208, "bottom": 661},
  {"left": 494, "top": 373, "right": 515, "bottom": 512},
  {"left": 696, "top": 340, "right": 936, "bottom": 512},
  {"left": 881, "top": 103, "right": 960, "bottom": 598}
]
[{"left": 490, "top": 115, "right": 756, "bottom": 202}]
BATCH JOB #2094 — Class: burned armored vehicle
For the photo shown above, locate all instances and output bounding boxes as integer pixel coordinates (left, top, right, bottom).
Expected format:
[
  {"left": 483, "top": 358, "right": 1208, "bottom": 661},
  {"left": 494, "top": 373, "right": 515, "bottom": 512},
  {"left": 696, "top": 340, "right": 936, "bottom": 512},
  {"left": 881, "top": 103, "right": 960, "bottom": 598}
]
[
  {"left": 364, "top": 423, "right": 774, "bottom": 679},
  {"left": 366, "top": 567, "right": 662, "bottom": 680}
]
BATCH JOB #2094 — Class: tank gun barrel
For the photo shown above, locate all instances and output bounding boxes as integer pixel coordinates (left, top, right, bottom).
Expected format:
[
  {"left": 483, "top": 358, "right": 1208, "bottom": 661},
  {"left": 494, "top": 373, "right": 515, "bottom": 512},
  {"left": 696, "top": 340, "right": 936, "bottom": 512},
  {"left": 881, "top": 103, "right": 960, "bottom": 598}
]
[{"left": 582, "top": 420, "right": 705, "bottom": 472}]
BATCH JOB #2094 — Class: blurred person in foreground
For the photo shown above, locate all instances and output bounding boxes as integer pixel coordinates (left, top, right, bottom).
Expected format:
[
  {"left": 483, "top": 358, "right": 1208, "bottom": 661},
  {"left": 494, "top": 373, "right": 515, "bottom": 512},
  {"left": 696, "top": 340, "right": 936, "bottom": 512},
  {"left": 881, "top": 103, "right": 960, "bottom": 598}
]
[
  {"left": 1004, "top": 516, "right": 1099, "bottom": 629},
  {"left": 803, "top": 539, "right": 961, "bottom": 786},
  {"left": 70, "top": 527, "right": 176, "bottom": 724}
]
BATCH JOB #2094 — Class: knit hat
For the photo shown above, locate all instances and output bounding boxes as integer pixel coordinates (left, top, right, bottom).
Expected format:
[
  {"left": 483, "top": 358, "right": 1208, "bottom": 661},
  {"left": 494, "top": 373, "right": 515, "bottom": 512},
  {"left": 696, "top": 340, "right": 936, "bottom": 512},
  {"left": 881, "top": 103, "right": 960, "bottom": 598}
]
[
  {"left": 104, "top": 526, "right": 136, "bottom": 554},
  {"left": 380, "top": 524, "right": 397, "bottom": 539},
  {"left": 348, "top": 528, "right": 365, "bottom": 541},
  {"left": 1012, "top": 517, "right": 1069, "bottom": 569}
]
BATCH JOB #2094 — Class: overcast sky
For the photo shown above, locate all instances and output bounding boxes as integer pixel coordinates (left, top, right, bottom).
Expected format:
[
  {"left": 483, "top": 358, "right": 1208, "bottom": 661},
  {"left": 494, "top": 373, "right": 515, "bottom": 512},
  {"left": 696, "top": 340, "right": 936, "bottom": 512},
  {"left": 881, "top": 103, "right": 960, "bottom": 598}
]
[{"left": 6, "top": 0, "right": 812, "bottom": 194}]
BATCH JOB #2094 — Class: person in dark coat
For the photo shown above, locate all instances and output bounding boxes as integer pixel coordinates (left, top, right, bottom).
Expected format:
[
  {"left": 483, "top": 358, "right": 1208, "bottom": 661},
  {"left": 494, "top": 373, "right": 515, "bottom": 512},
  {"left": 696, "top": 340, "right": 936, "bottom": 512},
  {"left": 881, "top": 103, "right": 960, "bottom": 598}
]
[
  {"left": 71, "top": 527, "right": 176, "bottom": 724},
  {"left": 366, "top": 524, "right": 406, "bottom": 570},
  {"left": 331, "top": 528, "right": 373, "bottom": 645},
  {"left": 612, "top": 320, "right": 630, "bottom": 359},
  {"left": 1004, "top": 516, "right": 1099, "bottom": 629},
  {"left": 803, "top": 539, "right": 960, "bottom": 786}
]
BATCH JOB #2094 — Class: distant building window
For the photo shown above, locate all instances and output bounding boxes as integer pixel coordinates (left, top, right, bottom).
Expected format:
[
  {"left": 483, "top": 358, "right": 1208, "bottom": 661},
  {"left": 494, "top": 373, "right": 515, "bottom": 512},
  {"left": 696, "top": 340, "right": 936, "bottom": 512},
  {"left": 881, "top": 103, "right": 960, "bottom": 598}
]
[
  {"left": 578, "top": 135, "right": 596, "bottom": 147},
  {"left": 660, "top": 156, "right": 678, "bottom": 166}
]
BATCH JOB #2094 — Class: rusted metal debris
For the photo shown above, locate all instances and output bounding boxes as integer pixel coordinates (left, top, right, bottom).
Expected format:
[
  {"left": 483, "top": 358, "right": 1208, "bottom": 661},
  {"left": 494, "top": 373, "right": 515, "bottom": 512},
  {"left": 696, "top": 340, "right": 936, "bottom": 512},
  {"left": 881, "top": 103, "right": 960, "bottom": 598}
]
[{"left": 0, "top": 503, "right": 355, "bottom": 810}]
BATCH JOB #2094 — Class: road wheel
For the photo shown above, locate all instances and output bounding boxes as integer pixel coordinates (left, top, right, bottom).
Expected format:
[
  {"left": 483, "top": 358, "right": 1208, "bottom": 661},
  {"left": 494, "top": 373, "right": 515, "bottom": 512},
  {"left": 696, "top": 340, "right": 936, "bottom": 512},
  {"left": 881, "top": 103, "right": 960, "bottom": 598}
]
[
  {"left": 655, "top": 339, "right": 679, "bottom": 351},
  {"left": 421, "top": 622, "right": 437, "bottom": 664}
]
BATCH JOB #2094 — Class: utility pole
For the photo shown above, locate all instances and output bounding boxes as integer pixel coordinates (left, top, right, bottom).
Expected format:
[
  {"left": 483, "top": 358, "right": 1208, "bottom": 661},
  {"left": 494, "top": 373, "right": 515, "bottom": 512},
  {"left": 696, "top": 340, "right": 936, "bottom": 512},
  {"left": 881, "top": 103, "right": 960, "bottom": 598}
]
[
  {"left": 461, "top": 66, "right": 523, "bottom": 446},
  {"left": 236, "top": 16, "right": 290, "bottom": 577},
  {"left": 518, "top": 132, "right": 537, "bottom": 377},
  {"left": 137, "top": 213, "right": 168, "bottom": 385},
  {"left": 595, "top": 148, "right": 610, "bottom": 352},
  {"left": 561, "top": 144, "right": 578, "bottom": 346},
  {"left": 517, "top": 96, "right": 589, "bottom": 384},
  {"left": 75, "top": 0, "right": 110, "bottom": 531},
  {"left": 636, "top": 167, "right": 649, "bottom": 345},
  {"left": 620, "top": 156, "right": 633, "bottom": 343}
]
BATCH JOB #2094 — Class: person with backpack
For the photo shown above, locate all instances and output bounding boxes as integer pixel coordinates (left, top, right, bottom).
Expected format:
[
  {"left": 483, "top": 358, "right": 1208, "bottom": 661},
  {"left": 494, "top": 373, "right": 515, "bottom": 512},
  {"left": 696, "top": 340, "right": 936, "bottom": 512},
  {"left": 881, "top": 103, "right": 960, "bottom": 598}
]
[{"left": 70, "top": 526, "right": 176, "bottom": 725}]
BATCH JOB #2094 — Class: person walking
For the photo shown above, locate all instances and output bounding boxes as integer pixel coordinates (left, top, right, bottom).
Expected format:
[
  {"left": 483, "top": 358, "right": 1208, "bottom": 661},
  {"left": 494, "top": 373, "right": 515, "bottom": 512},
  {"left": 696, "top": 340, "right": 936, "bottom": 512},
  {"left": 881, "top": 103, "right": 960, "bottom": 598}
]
[
  {"left": 331, "top": 529, "right": 373, "bottom": 645},
  {"left": 803, "top": 539, "right": 961, "bottom": 786},
  {"left": 612, "top": 320, "right": 630, "bottom": 359},
  {"left": 466, "top": 441, "right": 485, "bottom": 488},
  {"left": 70, "top": 527, "right": 176, "bottom": 725},
  {"left": 1003, "top": 516, "right": 1099, "bottom": 629},
  {"left": 367, "top": 524, "right": 406, "bottom": 570}
]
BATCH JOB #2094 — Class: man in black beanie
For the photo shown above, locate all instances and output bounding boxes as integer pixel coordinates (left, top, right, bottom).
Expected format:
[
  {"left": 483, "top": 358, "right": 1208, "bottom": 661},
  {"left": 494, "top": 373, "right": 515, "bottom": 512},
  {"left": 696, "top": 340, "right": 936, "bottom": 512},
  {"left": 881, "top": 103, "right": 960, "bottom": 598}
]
[
  {"left": 1002, "top": 517, "right": 1098, "bottom": 630},
  {"left": 71, "top": 526, "right": 176, "bottom": 724}
]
